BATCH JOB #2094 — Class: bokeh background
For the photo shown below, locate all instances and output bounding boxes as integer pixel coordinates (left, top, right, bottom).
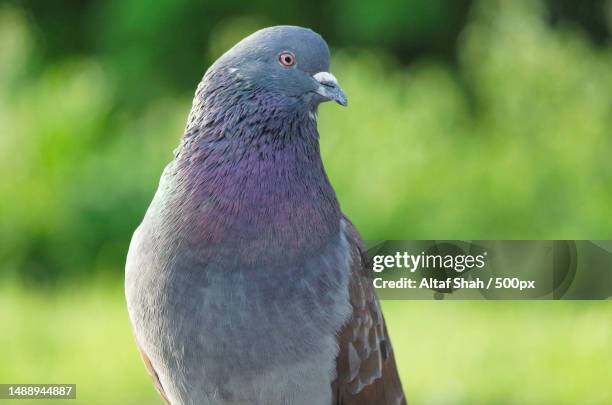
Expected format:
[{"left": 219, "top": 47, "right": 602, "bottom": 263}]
[{"left": 1, "top": 0, "right": 611, "bottom": 403}]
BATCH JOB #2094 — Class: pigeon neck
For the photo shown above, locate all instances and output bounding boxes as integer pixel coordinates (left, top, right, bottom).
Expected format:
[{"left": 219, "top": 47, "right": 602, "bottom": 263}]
[{"left": 170, "top": 100, "right": 342, "bottom": 249}]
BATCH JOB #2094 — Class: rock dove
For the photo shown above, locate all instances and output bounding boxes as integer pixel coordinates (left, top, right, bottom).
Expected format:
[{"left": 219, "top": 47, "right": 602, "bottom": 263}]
[{"left": 125, "top": 25, "right": 405, "bottom": 405}]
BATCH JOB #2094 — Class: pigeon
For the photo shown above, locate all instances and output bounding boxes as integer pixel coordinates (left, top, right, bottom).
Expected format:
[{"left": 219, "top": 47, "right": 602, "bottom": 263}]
[{"left": 125, "top": 25, "right": 406, "bottom": 405}]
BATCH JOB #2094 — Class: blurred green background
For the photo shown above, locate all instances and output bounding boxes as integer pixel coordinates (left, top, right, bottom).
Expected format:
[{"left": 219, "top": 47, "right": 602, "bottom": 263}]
[{"left": 0, "top": 0, "right": 611, "bottom": 403}]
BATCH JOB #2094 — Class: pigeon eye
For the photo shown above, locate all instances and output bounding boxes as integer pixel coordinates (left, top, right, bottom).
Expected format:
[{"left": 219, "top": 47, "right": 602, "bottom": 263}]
[{"left": 278, "top": 52, "right": 296, "bottom": 67}]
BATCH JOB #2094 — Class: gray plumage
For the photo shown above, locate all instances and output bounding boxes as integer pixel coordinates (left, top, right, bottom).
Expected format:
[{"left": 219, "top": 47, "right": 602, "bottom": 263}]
[{"left": 125, "top": 26, "right": 405, "bottom": 405}]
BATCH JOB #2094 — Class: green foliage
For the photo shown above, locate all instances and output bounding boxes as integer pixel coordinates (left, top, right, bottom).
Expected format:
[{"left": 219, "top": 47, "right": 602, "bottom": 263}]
[{"left": 321, "top": 0, "right": 612, "bottom": 240}]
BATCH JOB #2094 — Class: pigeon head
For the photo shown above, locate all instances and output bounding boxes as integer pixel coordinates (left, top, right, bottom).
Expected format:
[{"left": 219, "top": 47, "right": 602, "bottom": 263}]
[{"left": 208, "top": 26, "right": 347, "bottom": 109}]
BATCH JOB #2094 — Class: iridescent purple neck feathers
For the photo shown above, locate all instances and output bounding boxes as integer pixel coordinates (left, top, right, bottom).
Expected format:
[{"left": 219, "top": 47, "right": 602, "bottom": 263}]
[{"left": 152, "top": 67, "right": 341, "bottom": 262}]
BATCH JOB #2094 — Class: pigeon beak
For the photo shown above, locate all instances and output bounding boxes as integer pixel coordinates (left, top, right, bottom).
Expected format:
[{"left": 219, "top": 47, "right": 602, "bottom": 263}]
[{"left": 313, "top": 72, "right": 348, "bottom": 106}]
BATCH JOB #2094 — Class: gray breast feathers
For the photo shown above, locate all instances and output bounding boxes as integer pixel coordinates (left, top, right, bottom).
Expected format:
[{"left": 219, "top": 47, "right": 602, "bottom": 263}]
[{"left": 125, "top": 220, "right": 353, "bottom": 405}]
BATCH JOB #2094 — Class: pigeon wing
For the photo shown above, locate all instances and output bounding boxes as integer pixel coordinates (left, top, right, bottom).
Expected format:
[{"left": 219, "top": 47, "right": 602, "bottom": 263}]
[
  {"left": 137, "top": 343, "right": 171, "bottom": 405},
  {"left": 332, "top": 218, "right": 406, "bottom": 405}
]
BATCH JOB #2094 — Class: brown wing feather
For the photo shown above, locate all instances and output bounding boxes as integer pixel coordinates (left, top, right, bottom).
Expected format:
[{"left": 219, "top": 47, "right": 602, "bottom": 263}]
[
  {"left": 137, "top": 343, "right": 171, "bottom": 405},
  {"left": 333, "top": 218, "right": 406, "bottom": 405}
]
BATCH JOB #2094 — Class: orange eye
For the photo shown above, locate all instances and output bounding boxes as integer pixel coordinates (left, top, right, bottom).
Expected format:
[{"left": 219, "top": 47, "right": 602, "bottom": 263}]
[{"left": 278, "top": 51, "right": 296, "bottom": 67}]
